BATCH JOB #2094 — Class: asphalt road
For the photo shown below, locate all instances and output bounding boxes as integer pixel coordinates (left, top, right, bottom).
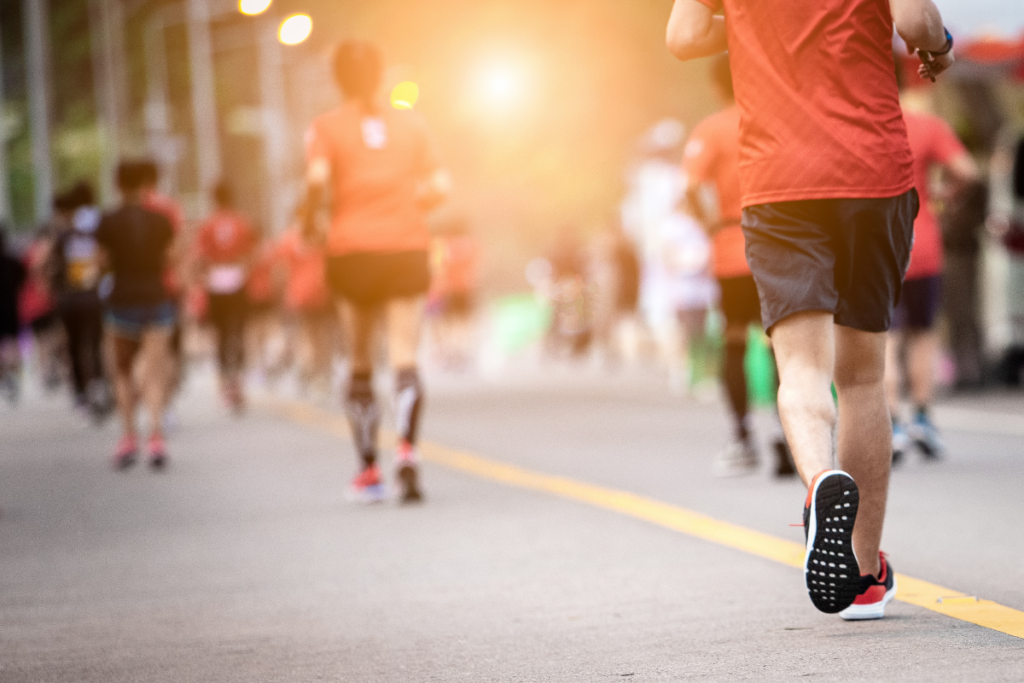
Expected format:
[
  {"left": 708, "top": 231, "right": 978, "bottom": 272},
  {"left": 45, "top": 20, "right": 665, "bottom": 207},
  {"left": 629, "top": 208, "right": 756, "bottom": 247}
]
[{"left": 1, "top": 366, "right": 1023, "bottom": 682}]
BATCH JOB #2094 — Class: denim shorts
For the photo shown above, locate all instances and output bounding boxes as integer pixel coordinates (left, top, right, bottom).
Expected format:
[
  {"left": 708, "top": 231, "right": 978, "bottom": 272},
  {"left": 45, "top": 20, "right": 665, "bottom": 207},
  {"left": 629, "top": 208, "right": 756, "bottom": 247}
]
[{"left": 105, "top": 301, "right": 177, "bottom": 340}]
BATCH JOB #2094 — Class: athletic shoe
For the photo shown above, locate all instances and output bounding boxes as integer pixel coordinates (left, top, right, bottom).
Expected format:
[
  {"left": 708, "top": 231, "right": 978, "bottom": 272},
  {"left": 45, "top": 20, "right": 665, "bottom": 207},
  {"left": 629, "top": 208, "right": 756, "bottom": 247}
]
[
  {"left": 908, "top": 413, "right": 943, "bottom": 460},
  {"left": 773, "top": 438, "right": 797, "bottom": 478},
  {"left": 348, "top": 465, "right": 386, "bottom": 504},
  {"left": 803, "top": 470, "right": 861, "bottom": 614},
  {"left": 114, "top": 435, "right": 139, "bottom": 470},
  {"left": 148, "top": 435, "right": 168, "bottom": 471},
  {"left": 395, "top": 442, "right": 423, "bottom": 504},
  {"left": 839, "top": 552, "right": 897, "bottom": 621},
  {"left": 891, "top": 422, "right": 911, "bottom": 465},
  {"left": 713, "top": 440, "right": 758, "bottom": 477}
]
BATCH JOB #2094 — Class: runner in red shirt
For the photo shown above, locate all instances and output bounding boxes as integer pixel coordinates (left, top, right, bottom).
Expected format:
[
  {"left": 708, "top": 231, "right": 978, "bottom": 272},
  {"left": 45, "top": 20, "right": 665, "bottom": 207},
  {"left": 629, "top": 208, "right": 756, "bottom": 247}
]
[
  {"left": 275, "top": 209, "right": 334, "bottom": 395},
  {"left": 194, "top": 183, "right": 256, "bottom": 410},
  {"left": 668, "top": 0, "right": 956, "bottom": 619},
  {"left": 304, "top": 41, "right": 450, "bottom": 503},
  {"left": 683, "top": 55, "right": 793, "bottom": 478},
  {"left": 886, "top": 86, "right": 978, "bottom": 463}
]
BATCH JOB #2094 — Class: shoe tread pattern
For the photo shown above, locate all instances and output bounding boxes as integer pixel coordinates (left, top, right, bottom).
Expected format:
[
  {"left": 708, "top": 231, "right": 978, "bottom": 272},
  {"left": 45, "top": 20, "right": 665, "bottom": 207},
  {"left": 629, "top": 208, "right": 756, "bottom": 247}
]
[{"left": 806, "top": 473, "right": 861, "bottom": 613}]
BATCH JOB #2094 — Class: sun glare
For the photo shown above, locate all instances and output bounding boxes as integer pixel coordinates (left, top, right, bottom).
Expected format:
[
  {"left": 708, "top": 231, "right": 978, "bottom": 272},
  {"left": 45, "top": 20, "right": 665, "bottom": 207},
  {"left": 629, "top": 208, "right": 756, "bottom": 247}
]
[
  {"left": 278, "top": 14, "right": 312, "bottom": 46},
  {"left": 478, "top": 64, "right": 525, "bottom": 108},
  {"left": 238, "top": 0, "right": 272, "bottom": 16},
  {"left": 391, "top": 81, "right": 420, "bottom": 110}
]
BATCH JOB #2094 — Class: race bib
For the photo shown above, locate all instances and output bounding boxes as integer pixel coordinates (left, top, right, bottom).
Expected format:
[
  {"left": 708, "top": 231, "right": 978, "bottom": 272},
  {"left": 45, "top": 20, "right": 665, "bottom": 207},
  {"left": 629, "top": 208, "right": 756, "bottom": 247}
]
[
  {"left": 361, "top": 117, "right": 388, "bottom": 150},
  {"left": 65, "top": 235, "right": 101, "bottom": 290},
  {"left": 207, "top": 264, "right": 246, "bottom": 294}
]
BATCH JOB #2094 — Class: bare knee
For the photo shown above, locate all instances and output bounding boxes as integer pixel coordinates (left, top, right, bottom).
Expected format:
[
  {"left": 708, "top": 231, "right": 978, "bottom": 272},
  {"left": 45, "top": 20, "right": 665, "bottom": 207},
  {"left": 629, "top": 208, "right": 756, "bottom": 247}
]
[{"left": 778, "top": 374, "right": 836, "bottom": 425}]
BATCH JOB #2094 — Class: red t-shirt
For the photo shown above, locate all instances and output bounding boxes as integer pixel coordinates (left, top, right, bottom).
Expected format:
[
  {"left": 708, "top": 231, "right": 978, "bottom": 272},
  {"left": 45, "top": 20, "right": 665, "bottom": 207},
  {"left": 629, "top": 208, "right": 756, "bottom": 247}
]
[
  {"left": 696, "top": 0, "right": 915, "bottom": 207},
  {"left": 903, "top": 110, "right": 968, "bottom": 281},
  {"left": 306, "top": 103, "right": 443, "bottom": 256},
  {"left": 196, "top": 209, "right": 255, "bottom": 264},
  {"left": 274, "top": 229, "right": 330, "bottom": 312},
  {"left": 683, "top": 105, "right": 750, "bottom": 279}
]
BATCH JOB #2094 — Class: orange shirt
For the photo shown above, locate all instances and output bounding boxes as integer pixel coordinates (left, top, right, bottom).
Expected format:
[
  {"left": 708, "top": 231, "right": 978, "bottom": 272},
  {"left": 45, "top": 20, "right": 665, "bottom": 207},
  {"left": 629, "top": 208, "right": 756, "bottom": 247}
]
[
  {"left": 274, "top": 229, "right": 330, "bottom": 312},
  {"left": 683, "top": 105, "right": 750, "bottom": 279},
  {"left": 697, "top": 0, "right": 915, "bottom": 207},
  {"left": 143, "top": 191, "right": 185, "bottom": 294},
  {"left": 903, "top": 111, "right": 968, "bottom": 281},
  {"left": 306, "top": 102, "right": 442, "bottom": 256}
]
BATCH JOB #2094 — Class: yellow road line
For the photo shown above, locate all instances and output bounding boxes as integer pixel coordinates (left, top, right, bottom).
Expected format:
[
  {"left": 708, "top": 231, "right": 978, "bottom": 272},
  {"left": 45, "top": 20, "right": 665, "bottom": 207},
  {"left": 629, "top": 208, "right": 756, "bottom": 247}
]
[{"left": 271, "top": 398, "right": 1024, "bottom": 641}]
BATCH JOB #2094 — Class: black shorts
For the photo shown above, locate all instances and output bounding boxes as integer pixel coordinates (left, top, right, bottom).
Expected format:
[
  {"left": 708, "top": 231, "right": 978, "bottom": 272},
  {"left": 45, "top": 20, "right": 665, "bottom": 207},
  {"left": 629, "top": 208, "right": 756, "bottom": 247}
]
[
  {"left": 892, "top": 275, "right": 942, "bottom": 331},
  {"left": 718, "top": 275, "right": 762, "bottom": 330},
  {"left": 326, "top": 251, "right": 430, "bottom": 308},
  {"left": 742, "top": 189, "right": 918, "bottom": 334}
]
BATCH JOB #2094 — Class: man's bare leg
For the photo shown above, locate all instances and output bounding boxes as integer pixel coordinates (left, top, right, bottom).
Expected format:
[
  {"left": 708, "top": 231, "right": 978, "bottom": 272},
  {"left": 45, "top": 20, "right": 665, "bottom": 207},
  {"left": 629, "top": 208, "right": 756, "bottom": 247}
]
[
  {"left": 139, "top": 328, "right": 173, "bottom": 441},
  {"left": 834, "top": 325, "right": 890, "bottom": 579},
  {"left": 883, "top": 332, "right": 903, "bottom": 417},
  {"left": 906, "top": 330, "right": 936, "bottom": 407},
  {"left": 108, "top": 333, "right": 140, "bottom": 439},
  {"left": 771, "top": 311, "right": 836, "bottom": 483}
]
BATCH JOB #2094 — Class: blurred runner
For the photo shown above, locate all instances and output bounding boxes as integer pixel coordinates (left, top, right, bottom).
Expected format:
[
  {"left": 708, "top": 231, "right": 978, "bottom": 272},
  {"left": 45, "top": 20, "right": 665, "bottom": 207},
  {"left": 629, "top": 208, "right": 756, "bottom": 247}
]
[
  {"left": 19, "top": 224, "right": 62, "bottom": 392},
  {"left": 887, "top": 76, "right": 979, "bottom": 463},
  {"left": 0, "top": 227, "right": 27, "bottom": 404},
  {"left": 96, "top": 161, "right": 178, "bottom": 470},
  {"left": 427, "top": 218, "right": 480, "bottom": 370},
  {"left": 304, "top": 41, "right": 450, "bottom": 503},
  {"left": 275, "top": 205, "right": 334, "bottom": 396},
  {"left": 683, "top": 55, "right": 793, "bottom": 477},
  {"left": 245, "top": 228, "right": 283, "bottom": 383},
  {"left": 547, "top": 226, "right": 593, "bottom": 359},
  {"left": 139, "top": 161, "right": 187, "bottom": 420},
  {"left": 195, "top": 183, "right": 256, "bottom": 411},
  {"left": 668, "top": 0, "right": 955, "bottom": 619},
  {"left": 48, "top": 182, "right": 112, "bottom": 419}
]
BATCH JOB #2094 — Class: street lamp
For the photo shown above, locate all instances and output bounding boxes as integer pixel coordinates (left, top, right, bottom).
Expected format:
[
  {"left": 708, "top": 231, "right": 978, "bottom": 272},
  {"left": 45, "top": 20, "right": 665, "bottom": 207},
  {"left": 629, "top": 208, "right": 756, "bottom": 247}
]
[
  {"left": 278, "top": 14, "right": 312, "bottom": 45},
  {"left": 239, "top": 0, "right": 272, "bottom": 16}
]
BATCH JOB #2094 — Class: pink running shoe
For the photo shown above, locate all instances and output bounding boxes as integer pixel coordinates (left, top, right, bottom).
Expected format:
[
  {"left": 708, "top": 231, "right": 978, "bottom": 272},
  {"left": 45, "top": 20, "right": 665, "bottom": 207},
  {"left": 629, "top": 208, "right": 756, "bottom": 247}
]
[
  {"left": 348, "top": 465, "right": 386, "bottom": 504},
  {"left": 114, "top": 435, "right": 138, "bottom": 470}
]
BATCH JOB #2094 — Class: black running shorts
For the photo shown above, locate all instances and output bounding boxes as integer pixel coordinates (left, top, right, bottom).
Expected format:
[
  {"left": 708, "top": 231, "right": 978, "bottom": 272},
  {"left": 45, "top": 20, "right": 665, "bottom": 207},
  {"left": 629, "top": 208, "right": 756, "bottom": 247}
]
[
  {"left": 741, "top": 189, "right": 918, "bottom": 334},
  {"left": 326, "top": 251, "right": 431, "bottom": 308},
  {"left": 718, "top": 275, "right": 762, "bottom": 330},
  {"left": 892, "top": 274, "right": 942, "bottom": 331}
]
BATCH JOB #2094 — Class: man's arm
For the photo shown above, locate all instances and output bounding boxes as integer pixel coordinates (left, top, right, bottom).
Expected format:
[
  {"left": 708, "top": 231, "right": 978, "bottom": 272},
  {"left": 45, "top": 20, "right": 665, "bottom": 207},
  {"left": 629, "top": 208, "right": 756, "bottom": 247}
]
[
  {"left": 666, "top": 0, "right": 727, "bottom": 62},
  {"left": 890, "top": 0, "right": 954, "bottom": 79}
]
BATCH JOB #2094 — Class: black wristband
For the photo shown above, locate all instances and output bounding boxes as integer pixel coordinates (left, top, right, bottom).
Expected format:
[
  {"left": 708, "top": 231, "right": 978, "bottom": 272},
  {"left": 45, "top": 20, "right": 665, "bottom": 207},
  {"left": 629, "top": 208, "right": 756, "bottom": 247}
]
[{"left": 931, "top": 28, "right": 954, "bottom": 56}]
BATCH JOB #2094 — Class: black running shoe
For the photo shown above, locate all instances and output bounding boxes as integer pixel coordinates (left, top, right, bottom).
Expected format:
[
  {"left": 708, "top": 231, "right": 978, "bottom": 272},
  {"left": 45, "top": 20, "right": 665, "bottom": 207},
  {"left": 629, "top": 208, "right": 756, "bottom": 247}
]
[
  {"left": 773, "top": 438, "right": 797, "bottom": 478},
  {"left": 395, "top": 443, "right": 423, "bottom": 504},
  {"left": 803, "top": 470, "right": 861, "bottom": 613}
]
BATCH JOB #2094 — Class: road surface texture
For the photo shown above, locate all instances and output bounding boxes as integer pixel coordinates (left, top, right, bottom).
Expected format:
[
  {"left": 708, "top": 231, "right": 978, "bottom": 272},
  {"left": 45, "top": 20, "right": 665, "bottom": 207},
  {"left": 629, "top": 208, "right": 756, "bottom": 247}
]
[{"left": 1, "top": 366, "right": 1022, "bottom": 681}]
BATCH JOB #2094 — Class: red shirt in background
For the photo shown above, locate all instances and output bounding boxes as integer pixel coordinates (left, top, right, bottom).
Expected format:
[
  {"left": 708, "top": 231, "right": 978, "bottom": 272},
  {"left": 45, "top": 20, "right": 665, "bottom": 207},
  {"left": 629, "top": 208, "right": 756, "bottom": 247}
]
[
  {"left": 306, "top": 103, "right": 443, "bottom": 256},
  {"left": 274, "top": 229, "right": 329, "bottom": 312},
  {"left": 430, "top": 234, "right": 480, "bottom": 297},
  {"left": 903, "top": 110, "right": 969, "bottom": 281},
  {"left": 196, "top": 209, "right": 255, "bottom": 265},
  {"left": 683, "top": 105, "right": 750, "bottom": 279},
  {"left": 246, "top": 243, "right": 277, "bottom": 307},
  {"left": 696, "top": 0, "right": 914, "bottom": 207}
]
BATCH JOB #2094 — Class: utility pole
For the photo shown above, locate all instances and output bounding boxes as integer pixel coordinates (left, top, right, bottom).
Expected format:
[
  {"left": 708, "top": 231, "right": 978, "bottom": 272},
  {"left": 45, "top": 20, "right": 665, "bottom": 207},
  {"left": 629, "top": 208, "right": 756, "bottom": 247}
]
[
  {"left": 186, "top": 0, "right": 221, "bottom": 216},
  {"left": 258, "top": 15, "right": 290, "bottom": 234},
  {"left": 0, "top": 26, "right": 13, "bottom": 225},
  {"left": 89, "top": 0, "right": 128, "bottom": 207},
  {"left": 23, "top": 0, "right": 54, "bottom": 224}
]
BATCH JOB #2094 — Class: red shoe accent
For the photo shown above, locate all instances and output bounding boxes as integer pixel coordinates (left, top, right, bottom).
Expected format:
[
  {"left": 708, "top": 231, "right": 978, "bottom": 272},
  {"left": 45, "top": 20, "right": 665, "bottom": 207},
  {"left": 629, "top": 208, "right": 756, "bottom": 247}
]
[
  {"left": 351, "top": 466, "right": 382, "bottom": 489},
  {"left": 804, "top": 470, "right": 828, "bottom": 509},
  {"left": 396, "top": 441, "right": 417, "bottom": 463},
  {"left": 851, "top": 553, "right": 890, "bottom": 605}
]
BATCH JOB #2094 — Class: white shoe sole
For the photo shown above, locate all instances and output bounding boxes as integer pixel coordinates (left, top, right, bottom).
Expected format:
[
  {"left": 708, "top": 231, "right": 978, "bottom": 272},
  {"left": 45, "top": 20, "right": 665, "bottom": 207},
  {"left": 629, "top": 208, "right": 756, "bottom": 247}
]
[{"left": 839, "top": 578, "right": 897, "bottom": 621}]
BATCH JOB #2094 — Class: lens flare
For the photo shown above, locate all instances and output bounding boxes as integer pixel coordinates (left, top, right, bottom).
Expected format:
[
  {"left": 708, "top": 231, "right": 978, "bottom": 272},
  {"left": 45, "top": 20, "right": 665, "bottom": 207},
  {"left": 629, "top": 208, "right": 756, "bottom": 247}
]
[
  {"left": 480, "top": 65, "right": 523, "bottom": 106},
  {"left": 278, "top": 14, "right": 312, "bottom": 46},
  {"left": 391, "top": 82, "right": 420, "bottom": 110},
  {"left": 238, "top": 0, "right": 272, "bottom": 15}
]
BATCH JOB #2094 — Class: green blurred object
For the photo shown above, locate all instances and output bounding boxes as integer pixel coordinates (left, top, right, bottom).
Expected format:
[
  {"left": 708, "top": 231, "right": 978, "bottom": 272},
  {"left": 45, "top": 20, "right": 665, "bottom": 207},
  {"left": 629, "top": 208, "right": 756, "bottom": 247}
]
[
  {"left": 492, "top": 294, "right": 552, "bottom": 353},
  {"left": 745, "top": 327, "right": 777, "bottom": 407}
]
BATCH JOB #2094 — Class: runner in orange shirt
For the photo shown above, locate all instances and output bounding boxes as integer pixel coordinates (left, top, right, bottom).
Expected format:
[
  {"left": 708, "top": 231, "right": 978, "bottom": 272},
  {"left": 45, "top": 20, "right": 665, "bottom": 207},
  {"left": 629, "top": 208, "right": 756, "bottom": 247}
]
[
  {"left": 669, "top": 0, "right": 956, "bottom": 619},
  {"left": 275, "top": 206, "right": 334, "bottom": 395},
  {"left": 683, "top": 55, "right": 793, "bottom": 478},
  {"left": 194, "top": 183, "right": 257, "bottom": 411},
  {"left": 304, "top": 41, "right": 450, "bottom": 503},
  {"left": 887, "top": 75, "right": 979, "bottom": 462}
]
